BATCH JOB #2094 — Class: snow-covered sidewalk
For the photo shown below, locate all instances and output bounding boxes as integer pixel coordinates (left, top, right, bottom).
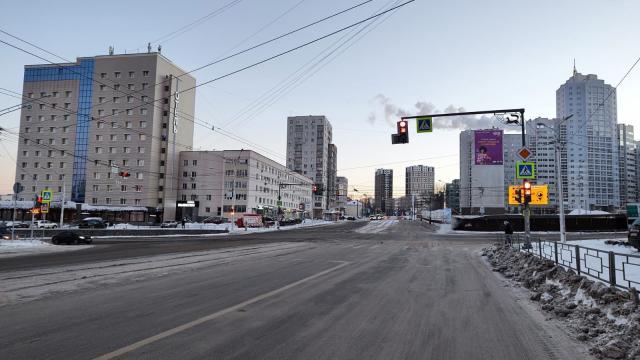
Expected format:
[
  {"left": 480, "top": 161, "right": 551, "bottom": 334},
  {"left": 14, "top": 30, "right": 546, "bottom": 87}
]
[{"left": 0, "top": 240, "right": 92, "bottom": 258}]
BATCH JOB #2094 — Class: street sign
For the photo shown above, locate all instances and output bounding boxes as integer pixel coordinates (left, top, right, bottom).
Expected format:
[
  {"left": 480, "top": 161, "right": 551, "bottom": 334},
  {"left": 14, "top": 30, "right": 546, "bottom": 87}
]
[
  {"left": 41, "top": 189, "right": 53, "bottom": 203},
  {"left": 13, "top": 182, "right": 24, "bottom": 194},
  {"left": 41, "top": 203, "right": 49, "bottom": 213},
  {"left": 416, "top": 117, "right": 433, "bottom": 133},
  {"left": 32, "top": 207, "right": 41, "bottom": 215},
  {"left": 517, "top": 147, "right": 532, "bottom": 160},
  {"left": 516, "top": 162, "right": 536, "bottom": 179},
  {"left": 508, "top": 185, "right": 548, "bottom": 205}
]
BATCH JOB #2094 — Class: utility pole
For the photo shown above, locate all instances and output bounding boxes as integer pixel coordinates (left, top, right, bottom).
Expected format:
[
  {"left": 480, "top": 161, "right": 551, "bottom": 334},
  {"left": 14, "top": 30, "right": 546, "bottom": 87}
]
[{"left": 59, "top": 177, "right": 66, "bottom": 228}]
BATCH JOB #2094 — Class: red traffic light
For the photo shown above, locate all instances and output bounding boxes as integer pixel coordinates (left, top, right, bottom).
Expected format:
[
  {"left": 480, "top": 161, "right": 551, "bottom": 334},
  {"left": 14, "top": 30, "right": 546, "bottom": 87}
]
[
  {"left": 312, "top": 184, "right": 318, "bottom": 193},
  {"left": 397, "top": 120, "right": 408, "bottom": 133}
]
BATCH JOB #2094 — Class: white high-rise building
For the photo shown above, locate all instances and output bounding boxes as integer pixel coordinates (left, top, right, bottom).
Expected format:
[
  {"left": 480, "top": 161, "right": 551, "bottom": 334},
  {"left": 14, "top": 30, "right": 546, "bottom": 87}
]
[
  {"left": 526, "top": 118, "right": 559, "bottom": 210},
  {"left": 405, "top": 165, "right": 434, "bottom": 211},
  {"left": 286, "top": 115, "right": 335, "bottom": 218},
  {"left": 556, "top": 68, "right": 619, "bottom": 211},
  {"left": 459, "top": 129, "right": 505, "bottom": 214}
]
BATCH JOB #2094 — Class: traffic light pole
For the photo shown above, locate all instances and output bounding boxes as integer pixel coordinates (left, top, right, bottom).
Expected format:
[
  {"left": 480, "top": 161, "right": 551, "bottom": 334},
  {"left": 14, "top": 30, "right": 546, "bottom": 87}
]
[{"left": 398, "top": 108, "right": 530, "bottom": 244}]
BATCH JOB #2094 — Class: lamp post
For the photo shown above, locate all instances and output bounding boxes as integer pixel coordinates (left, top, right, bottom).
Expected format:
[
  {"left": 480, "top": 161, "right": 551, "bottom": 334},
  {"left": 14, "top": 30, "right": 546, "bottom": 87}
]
[{"left": 537, "top": 114, "right": 573, "bottom": 243}]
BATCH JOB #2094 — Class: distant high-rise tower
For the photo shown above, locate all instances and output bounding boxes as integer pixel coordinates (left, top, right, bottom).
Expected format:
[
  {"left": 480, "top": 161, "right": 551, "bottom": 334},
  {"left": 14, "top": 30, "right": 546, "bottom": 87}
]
[
  {"left": 556, "top": 70, "right": 619, "bottom": 210},
  {"left": 375, "top": 169, "right": 393, "bottom": 215},
  {"left": 405, "top": 165, "right": 434, "bottom": 210},
  {"left": 618, "top": 124, "right": 637, "bottom": 206},
  {"left": 286, "top": 115, "right": 336, "bottom": 218}
]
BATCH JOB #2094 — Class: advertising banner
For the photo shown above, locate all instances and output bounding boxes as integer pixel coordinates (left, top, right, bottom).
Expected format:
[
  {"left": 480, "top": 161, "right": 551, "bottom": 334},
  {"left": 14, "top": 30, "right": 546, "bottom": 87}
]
[{"left": 474, "top": 130, "right": 503, "bottom": 165}]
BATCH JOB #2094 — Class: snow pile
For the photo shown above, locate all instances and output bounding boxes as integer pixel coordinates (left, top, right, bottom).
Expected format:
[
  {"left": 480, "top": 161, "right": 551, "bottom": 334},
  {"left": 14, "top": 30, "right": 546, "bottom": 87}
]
[
  {"left": 568, "top": 209, "right": 610, "bottom": 215},
  {"left": 0, "top": 239, "right": 92, "bottom": 258},
  {"left": 355, "top": 220, "right": 398, "bottom": 234},
  {"left": 0, "top": 239, "right": 53, "bottom": 248},
  {"left": 484, "top": 245, "right": 640, "bottom": 359}
]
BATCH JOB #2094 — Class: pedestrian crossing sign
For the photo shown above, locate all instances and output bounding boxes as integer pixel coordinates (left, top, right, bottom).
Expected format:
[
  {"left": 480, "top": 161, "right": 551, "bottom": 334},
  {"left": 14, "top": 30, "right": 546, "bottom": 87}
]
[
  {"left": 516, "top": 162, "right": 536, "bottom": 179},
  {"left": 416, "top": 117, "right": 433, "bottom": 133},
  {"left": 41, "top": 189, "right": 53, "bottom": 203}
]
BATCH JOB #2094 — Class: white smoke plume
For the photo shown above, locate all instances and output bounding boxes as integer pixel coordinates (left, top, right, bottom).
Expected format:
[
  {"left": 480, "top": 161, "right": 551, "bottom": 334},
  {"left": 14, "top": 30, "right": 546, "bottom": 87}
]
[{"left": 368, "top": 94, "right": 504, "bottom": 130}]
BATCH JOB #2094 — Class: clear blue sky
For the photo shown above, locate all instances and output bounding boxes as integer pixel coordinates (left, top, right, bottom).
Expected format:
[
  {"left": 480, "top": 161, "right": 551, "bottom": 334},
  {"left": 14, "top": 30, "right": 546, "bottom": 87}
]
[{"left": 1, "top": 0, "right": 639, "bottom": 197}]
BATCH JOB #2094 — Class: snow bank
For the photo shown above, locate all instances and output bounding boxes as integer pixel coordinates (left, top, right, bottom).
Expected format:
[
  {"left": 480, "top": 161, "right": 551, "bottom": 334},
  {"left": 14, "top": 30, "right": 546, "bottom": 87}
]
[{"left": 0, "top": 239, "right": 92, "bottom": 258}]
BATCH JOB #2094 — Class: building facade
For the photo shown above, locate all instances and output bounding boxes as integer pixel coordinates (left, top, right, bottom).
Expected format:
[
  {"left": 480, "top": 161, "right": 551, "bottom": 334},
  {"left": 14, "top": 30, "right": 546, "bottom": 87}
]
[
  {"left": 286, "top": 115, "right": 336, "bottom": 218},
  {"left": 336, "top": 176, "right": 348, "bottom": 212},
  {"left": 13, "top": 52, "right": 195, "bottom": 221},
  {"left": 177, "top": 150, "right": 313, "bottom": 221},
  {"left": 405, "top": 165, "right": 434, "bottom": 211},
  {"left": 374, "top": 168, "right": 393, "bottom": 215},
  {"left": 617, "top": 124, "right": 637, "bottom": 207},
  {"left": 526, "top": 118, "right": 559, "bottom": 212},
  {"left": 445, "top": 179, "right": 460, "bottom": 213},
  {"left": 556, "top": 69, "right": 619, "bottom": 211},
  {"left": 459, "top": 130, "right": 505, "bottom": 214},
  {"left": 327, "top": 143, "right": 338, "bottom": 210}
]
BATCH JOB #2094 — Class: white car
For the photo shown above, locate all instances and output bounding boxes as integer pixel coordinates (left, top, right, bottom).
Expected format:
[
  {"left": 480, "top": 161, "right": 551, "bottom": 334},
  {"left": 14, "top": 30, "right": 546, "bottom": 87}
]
[{"left": 35, "top": 220, "right": 58, "bottom": 229}]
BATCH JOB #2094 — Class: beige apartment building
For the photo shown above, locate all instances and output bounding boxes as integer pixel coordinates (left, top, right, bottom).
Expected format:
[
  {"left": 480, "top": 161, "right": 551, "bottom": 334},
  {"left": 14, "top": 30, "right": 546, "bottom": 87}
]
[{"left": 14, "top": 51, "right": 195, "bottom": 221}]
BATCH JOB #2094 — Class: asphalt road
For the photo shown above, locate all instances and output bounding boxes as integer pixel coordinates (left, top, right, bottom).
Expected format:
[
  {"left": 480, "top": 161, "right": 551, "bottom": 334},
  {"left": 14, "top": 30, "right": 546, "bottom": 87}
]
[{"left": 0, "top": 220, "right": 592, "bottom": 360}]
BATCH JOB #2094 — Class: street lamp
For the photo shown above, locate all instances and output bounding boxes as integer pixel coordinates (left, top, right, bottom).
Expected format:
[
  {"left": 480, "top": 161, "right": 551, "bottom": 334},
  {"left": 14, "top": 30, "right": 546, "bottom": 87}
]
[{"left": 537, "top": 114, "right": 573, "bottom": 242}]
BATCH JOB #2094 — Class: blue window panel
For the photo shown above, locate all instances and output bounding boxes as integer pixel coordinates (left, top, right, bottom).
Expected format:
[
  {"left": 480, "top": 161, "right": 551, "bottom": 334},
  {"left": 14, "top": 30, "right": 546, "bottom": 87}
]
[{"left": 24, "top": 59, "right": 94, "bottom": 203}]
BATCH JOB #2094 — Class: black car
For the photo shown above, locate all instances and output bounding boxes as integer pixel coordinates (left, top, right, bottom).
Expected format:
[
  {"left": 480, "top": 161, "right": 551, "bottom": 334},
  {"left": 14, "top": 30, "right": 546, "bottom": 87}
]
[
  {"left": 52, "top": 231, "right": 92, "bottom": 245},
  {"left": 629, "top": 218, "right": 640, "bottom": 250},
  {"left": 203, "top": 216, "right": 229, "bottom": 224},
  {"left": 78, "top": 217, "right": 107, "bottom": 229}
]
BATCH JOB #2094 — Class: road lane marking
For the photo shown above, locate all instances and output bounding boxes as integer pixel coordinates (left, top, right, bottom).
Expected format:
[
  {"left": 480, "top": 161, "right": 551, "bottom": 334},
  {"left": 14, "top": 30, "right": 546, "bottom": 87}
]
[{"left": 93, "top": 261, "right": 350, "bottom": 360}]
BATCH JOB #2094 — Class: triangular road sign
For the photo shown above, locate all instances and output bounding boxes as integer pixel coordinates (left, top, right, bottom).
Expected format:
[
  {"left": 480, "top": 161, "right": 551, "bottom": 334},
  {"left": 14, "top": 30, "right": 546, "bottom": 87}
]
[
  {"left": 519, "top": 166, "right": 532, "bottom": 176},
  {"left": 416, "top": 117, "right": 433, "bottom": 133}
]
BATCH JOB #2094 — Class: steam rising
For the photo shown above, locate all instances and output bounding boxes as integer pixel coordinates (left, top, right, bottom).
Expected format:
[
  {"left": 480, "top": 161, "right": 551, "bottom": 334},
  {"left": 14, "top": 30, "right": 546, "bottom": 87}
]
[{"left": 369, "top": 94, "right": 503, "bottom": 130}]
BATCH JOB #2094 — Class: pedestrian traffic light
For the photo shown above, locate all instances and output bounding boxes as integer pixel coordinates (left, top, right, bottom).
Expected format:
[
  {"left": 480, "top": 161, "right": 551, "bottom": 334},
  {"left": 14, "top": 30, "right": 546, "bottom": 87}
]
[
  {"left": 514, "top": 188, "right": 522, "bottom": 204},
  {"left": 523, "top": 180, "right": 532, "bottom": 204}
]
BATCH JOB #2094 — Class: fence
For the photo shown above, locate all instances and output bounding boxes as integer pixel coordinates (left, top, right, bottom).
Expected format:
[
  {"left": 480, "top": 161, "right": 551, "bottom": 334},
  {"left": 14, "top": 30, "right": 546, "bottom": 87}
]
[{"left": 498, "top": 234, "right": 640, "bottom": 290}]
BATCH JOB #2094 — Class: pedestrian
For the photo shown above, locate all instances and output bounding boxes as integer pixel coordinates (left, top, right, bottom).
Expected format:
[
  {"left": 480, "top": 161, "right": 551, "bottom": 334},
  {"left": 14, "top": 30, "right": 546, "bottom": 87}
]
[
  {"left": 181, "top": 218, "right": 186, "bottom": 229},
  {"left": 503, "top": 220, "right": 513, "bottom": 245}
]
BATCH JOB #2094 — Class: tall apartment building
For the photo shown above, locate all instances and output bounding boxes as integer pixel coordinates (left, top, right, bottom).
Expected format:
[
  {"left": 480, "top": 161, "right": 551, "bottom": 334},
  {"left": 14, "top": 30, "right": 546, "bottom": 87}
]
[
  {"left": 177, "top": 150, "right": 313, "bottom": 220},
  {"left": 336, "top": 176, "right": 349, "bottom": 211},
  {"left": 526, "top": 118, "right": 559, "bottom": 211},
  {"left": 556, "top": 69, "right": 619, "bottom": 211},
  {"left": 405, "top": 165, "right": 434, "bottom": 211},
  {"left": 327, "top": 143, "right": 338, "bottom": 209},
  {"left": 286, "top": 115, "right": 336, "bottom": 218},
  {"left": 374, "top": 168, "right": 393, "bottom": 215},
  {"left": 445, "top": 179, "right": 460, "bottom": 213},
  {"left": 617, "top": 124, "right": 637, "bottom": 206},
  {"left": 459, "top": 130, "right": 505, "bottom": 214},
  {"left": 14, "top": 52, "right": 195, "bottom": 221}
]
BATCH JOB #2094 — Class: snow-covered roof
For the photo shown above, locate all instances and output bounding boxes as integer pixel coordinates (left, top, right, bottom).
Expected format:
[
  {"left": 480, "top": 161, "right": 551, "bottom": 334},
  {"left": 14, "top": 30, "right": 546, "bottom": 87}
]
[{"left": 568, "top": 209, "right": 610, "bottom": 215}]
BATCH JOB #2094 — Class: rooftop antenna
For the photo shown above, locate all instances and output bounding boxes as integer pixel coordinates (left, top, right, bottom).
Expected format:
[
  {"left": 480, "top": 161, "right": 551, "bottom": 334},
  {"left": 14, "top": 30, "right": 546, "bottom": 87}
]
[
  {"left": 108, "top": 46, "right": 114, "bottom": 55},
  {"left": 147, "top": 42, "right": 152, "bottom": 53},
  {"left": 573, "top": 58, "right": 577, "bottom": 76},
  {"left": 157, "top": 45, "right": 162, "bottom": 54}
]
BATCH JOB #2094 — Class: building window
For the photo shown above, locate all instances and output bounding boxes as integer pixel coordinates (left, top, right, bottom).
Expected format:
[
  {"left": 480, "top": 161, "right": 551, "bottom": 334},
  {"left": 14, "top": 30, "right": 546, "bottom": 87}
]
[
  {"left": 142, "top": 83, "right": 149, "bottom": 89},
  {"left": 126, "top": 109, "right": 133, "bottom": 115},
  {"left": 192, "top": 160, "right": 197, "bottom": 166},
  {"left": 135, "top": 199, "right": 141, "bottom": 205},
  {"left": 137, "top": 159, "right": 144, "bottom": 166},
  {"left": 124, "top": 147, "right": 131, "bottom": 153},
  {"left": 140, "top": 121, "right": 147, "bottom": 128},
  {"left": 121, "top": 185, "right": 127, "bottom": 192},
  {"left": 139, "top": 134, "right": 146, "bottom": 141},
  {"left": 110, "top": 134, "right": 117, "bottom": 141},
  {"left": 127, "top": 96, "right": 134, "bottom": 103},
  {"left": 140, "top": 108, "right": 148, "bottom": 115},
  {"left": 114, "top": 72, "right": 121, "bottom": 78},
  {"left": 182, "top": 183, "right": 187, "bottom": 190},
  {"left": 138, "top": 147, "right": 145, "bottom": 153},
  {"left": 124, "top": 134, "right": 131, "bottom": 141},
  {"left": 100, "top": 73, "right": 107, "bottom": 79},
  {"left": 125, "top": 121, "right": 132, "bottom": 128},
  {"left": 205, "top": 207, "right": 211, "bottom": 213},
  {"left": 92, "top": 198, "right": 97, "bottom": 205},
  {"left": 62, "top": 138, "right": 68, "bottom": 145},
  {"left": 143, "top": 70, "right": 149, "bottom": 77},
  {"left": 128, "top": 71, "right": 135, "bottom": 78},
  {"left": 191, "top": 171, "right": 196, "bottom": 177},
  {"left": 128, "top": 84, "right": 135, "bottom": 90},
  {"left": 191, "top": 183, "right": 196, "bottom": 189}
]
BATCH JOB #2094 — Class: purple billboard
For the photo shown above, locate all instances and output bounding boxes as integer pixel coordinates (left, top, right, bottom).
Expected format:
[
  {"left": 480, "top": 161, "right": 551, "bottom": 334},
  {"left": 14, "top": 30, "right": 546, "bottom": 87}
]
[{"left": 474, "top": 130, "right": 503, "bottom": 165}]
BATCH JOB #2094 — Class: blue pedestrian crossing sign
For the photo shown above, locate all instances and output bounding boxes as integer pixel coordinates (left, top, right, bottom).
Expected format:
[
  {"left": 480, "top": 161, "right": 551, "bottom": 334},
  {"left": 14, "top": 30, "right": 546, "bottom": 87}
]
[
  {"left": 41, "top": 189, "right": 53, "bottom": 203},
  {"left": 516, "top": 162, "right": 536, "bottom": 179},
  {"left": 416, "top": 117, "right": 433, "bottom": 133}
]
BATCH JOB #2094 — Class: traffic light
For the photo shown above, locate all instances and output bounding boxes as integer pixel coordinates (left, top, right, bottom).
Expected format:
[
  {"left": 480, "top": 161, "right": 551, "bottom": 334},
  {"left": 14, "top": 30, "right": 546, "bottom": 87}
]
[
  {"left": 392, "top": 120, "right": 409, "bottom": 144},
  {"left": 523, "top": 180, "right": 532, "bottom": 204},
  {"left": 34, "top": 194, "right": 43, "bottom": 207},
  {"left": 118, "top": 171, "right": 131, "bottom": 178},
  {"left": 514, "top": 188, "right": 522, "bottom": 204},
  {"left": 312, "top": 184, "right": 317, "bottom": 194}
]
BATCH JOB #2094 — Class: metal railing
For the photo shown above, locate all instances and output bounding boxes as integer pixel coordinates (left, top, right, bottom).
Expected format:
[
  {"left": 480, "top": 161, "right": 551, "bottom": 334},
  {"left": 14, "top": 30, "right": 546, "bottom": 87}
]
[{"left": 497, "top": 234, "right": 640, "bottom": 290}]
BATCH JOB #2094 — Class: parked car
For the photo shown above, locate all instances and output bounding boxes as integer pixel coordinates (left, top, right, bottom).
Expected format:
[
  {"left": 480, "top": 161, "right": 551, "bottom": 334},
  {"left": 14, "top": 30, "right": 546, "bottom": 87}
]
[
  {"left": 369, "top": 215, "right": 377, "bottom": 221},
  {"left": 203, "top": 216, "right": 229, "bottom": 224},
  {"left": 161, "top": 221, "right": 179, "bottom": 228},
  {"left": 78, "top": 217, "right": 107, "bottom": 229},
  {"left": 51, "top": 231, "right": 92, "bottom": 245},
  {"left": 376, "top": 215, "right": 384, "bottom": 220},
  {"left": 628, "top": 218, "right": 640, "bottom": 250},
  {"left": 346, "top": 216, "right": 356, "bottom": 221},
  {"left": 2, "top": 221, "right": 29, "bottom": 229},
  {"left": 35, "top": 220, "right": 57, "bottom": 229}
]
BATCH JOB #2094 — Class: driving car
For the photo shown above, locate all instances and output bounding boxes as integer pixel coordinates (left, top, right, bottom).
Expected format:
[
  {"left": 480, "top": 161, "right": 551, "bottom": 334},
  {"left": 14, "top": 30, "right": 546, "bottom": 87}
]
[
  {"left": 628, "top": 218, "right": 640, "bottom": 250},
  {"left": 161, "top": 221, "right": 179, "bottom": 228},
  {"left": 35, "top": 220, "right": 58, "bottom": 229},
  {"left": 51, "top": 231, "right": 92, "bottom": 245},
  {"left": 346, "top": 216, "right": 356, "bottom": 221},
  {"left": 78, "top": 217, "right": 107, "bottom": 229}
]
